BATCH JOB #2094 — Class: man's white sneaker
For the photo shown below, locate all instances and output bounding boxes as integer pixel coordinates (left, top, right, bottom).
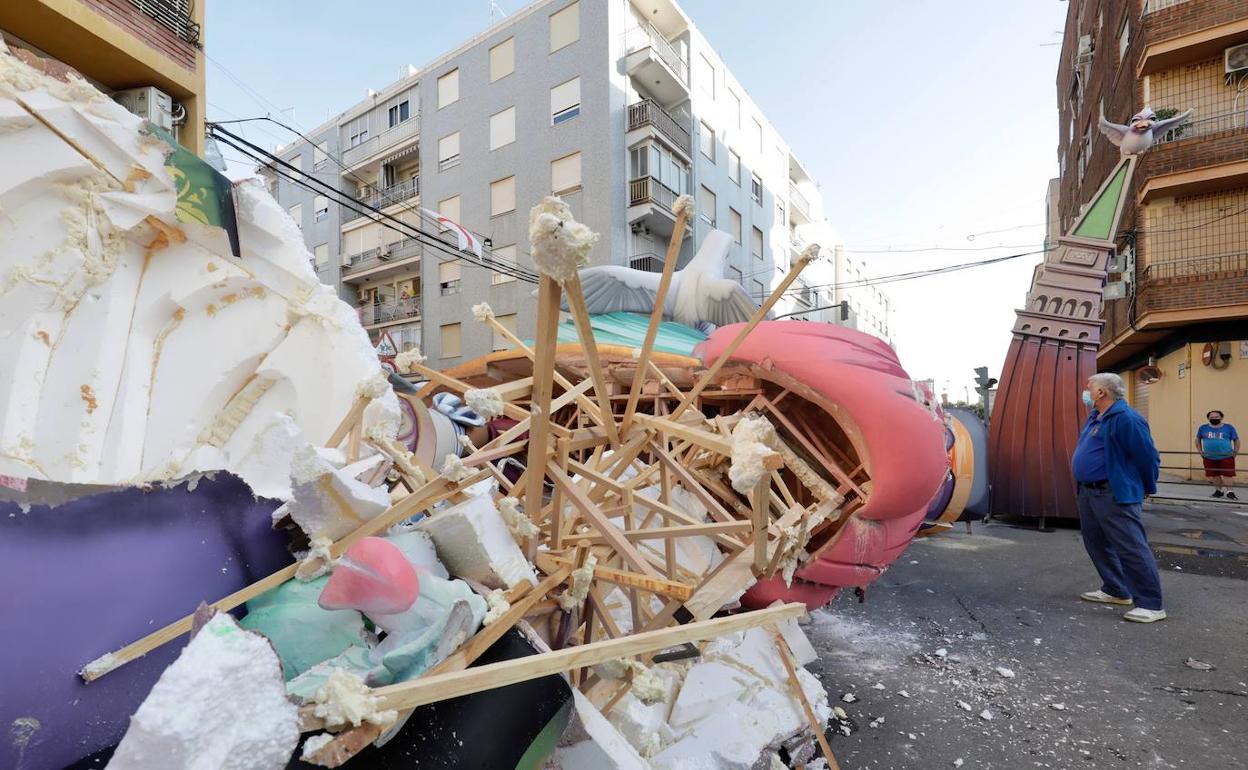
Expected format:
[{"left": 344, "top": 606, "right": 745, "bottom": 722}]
[
  {"left": 1123, "top": 608, "right": 1167, "bottom": 623},
  {"left": 1080, "top": 590, "right": 1133, "bottom": 605}
]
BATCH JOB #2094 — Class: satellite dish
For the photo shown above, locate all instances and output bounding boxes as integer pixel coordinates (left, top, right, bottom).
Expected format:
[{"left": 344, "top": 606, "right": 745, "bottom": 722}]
[{"left": 1137, "top": 366, "right": 1162, "bottom": 384}]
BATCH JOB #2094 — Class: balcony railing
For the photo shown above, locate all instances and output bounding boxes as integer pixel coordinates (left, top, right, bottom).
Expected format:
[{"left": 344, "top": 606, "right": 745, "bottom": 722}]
[
  {"left": 628, "top": 252, "right": 665, "bottom": 273},
  {"left": 789, "top": 182, "right": 811, "bottom": 220},
  {"left": 357, "top": 297, "right": 421, "bottom": 326},
  {"left": 341, "top": 118, "right": 420, "bottom": 168},
  {"left": 628, "top": 176, "right": 680, "bottom": 211},
  {"left": 342, "top": 237, "right": 422, "bottom": 275},
  {"left": 622, "top": 22, "right": 689, "bottom": 85},
  {"left": 627, "top": 100, "right": 691, "bottom": 156},
  {"left": 1153, "top": 110, "right": 1248, "bottom": 147},
  {"left": 1141, "top": 0, "right": 1190, "bottom": 17},
  {"left": 1141, "top": 252, "right": 1248, "bottom": 283},
  {"left": 343, "top": 176, "right": 420, "bottom": 222},
  {"left": 130, "top": 0, "right": 200, "bottom": 44}
]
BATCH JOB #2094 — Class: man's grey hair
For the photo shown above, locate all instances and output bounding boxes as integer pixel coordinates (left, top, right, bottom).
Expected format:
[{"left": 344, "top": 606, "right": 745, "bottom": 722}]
[{"left": 1089, "top": 372, "right": 1127, "bottom": 400}]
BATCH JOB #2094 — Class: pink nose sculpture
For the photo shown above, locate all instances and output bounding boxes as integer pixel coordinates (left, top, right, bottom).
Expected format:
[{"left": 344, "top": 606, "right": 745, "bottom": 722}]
[{"left": 318, "top": 537, "right": 420, "bottom": 616}]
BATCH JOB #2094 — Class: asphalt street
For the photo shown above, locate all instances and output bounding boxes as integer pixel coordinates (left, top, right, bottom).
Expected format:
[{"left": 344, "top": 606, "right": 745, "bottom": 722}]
[{"left": 803, "top": 494, "right": 1248, "bottom": 770}]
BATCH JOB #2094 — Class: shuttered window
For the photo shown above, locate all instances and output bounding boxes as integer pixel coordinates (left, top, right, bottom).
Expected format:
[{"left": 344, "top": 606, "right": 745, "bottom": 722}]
[
  {"left": 490, "top": 106, "right": 516, "bottom": 150},
  {"left": 551, "top": 151, "right": 582, "bottom": 194},
  {"left": 551, "top": 77, "right": 581, "bottom": 124},
  {"left": 440, "top": 322, "right": 461, "bottom": 358},
  {"left": 493, "top": 313, "right": 518, "bottom": 350},
  {"left": 437, "top": 68, "right": 459, "bottom": 108},
  {"left": 438, "top": 132, "right": 461, "bottom": 170},
  {"left": 489, "top": 38, "right": 515, "bottom": 82},
  {"left": 490, "top": 176, "right": 516, "bottom": 216},
  {"left": 549, "top": 2, "right": 579, "bottom": 53}
]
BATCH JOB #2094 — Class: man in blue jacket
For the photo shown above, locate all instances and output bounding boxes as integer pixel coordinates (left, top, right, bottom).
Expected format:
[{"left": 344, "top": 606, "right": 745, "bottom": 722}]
[{"left": 1071, "top": 372, "right": 1166, "bottom": 622}]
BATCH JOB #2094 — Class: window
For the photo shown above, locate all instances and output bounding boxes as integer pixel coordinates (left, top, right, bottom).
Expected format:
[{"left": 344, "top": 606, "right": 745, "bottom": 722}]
[
  {"left": 751, "top": 226, "right": 763, "bottom": 258},
  {"left": 493, "top": 313, "right": 518, "bottom": 350},
  {"left": 552, "top": 151, "right": 582, "bottom": 194},
  {"left": 699, "top": 121, "right": 715, "bottom": 161},
  {"left": 728, "top": 265, "right": 742, "bottom": 284},
  {"left": 489, "top": 37, "right": 515, "bottom": 82},
  {"left": 551, "top": 77, "right": 580, "bottom": 125},
  {"left": 286, "top": 152, "right": 302, "bottom": 170},
  {"left": 698, "top": 185, "right": 716, "bottom": 226},
  {"left": 387, "top": 100, "right": 410, "bottom": 128},
  {"left": 1117, "top": 15, "right": 1129, "bottom": 62},
  {"left": 440, "top": 322, "right": 462, "bottom": 358},
  {"left": 750, "top": 174, "right": 762, "bottom": 204},
  {"left": 729, "top": 208, "right": 742, "bottom": 244},
  {"left": 492, "top": 244, "right": 517, "bottom": 285},
  {"left": 752, "top": 279, "right": 764, "bottom": 300},
  {"left": 314, "top": 243, "right": 329, "bottom": 265},
  {"left": 438, "top": 132, "right": 461, "bottom": 171},
  {"left": 728, "top": 89, "right": 742, "bottom": 128},
  {"left": 438, "top": 195, "right": 461, "bottom": 229},
  {"left": 314, "top": 195, "right": 329, "bottom": 222},
  {"left": 437, "top": 69, "right": 459, "bottom": 109},
  {"left": 550, "top": 1, "right": 579, "bottom": 53},
  {"left": 751, "top": 117, "right": 763, "bottom": 153},
  {"left": 491, "top": 176, "right": 516, "bottom": 216},
  {"left": 313, "top": 141, "right": 328, "bottom": 168},
  {"left": 489, "top": 106, "right": 516, "bottom": 150},
  {"left": 775, "top": 200, "right": 785, "bottom": 227},
  {"left": 344, "top": 115, "right": 368, "bottom": 148},
  {"left": 728, "top": 150, "right": 740, "bottom": 185},
  {"left": 288, "top": 203, "right": 302, "bottom": 230},
  {"left": 629, "top": 143, "right": 689, "bottom": 194},
  {"left": 696, "top": 54, "right": 715, "bottom": 98},
  {"left": 439, "top": 261, "right": 462, "bottom": 296}
]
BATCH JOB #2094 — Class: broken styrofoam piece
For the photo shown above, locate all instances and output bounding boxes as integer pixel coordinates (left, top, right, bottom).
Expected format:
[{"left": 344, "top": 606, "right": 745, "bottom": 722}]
[
  {"left": 649, "top": 627, "right": 831, "bottom": 770},
  {"left": 623, "top": 483, "right": 724, "bottom": 578},
  {"left": 107, "top": 613, "right": 299, "bottom": 770},
  {"left": 465, "top": 387, "right": 504, "bottom": 419},
  {"left": 607, "top": 667, "right": 684, "bottom": 759},
  {"left": 553, "top": 689, "right": 652, "bottom": 770},
  {"left": 420, "top": 493, "right": 538, "bottom": 589},
  {"left": 318, "top": 537, "right": 420, "bottom": 616},
  {"left": 287, "top": 444, "right": 391, "bottom": 542},
  {"left": 773, "top": 612, "right": 818, "bottom": 667},
  {"left": 528, "top": 196, "right": 599, "bottom": 283},
  {"left": 0, "top": 48, "right": 396, "bottom": 495}
]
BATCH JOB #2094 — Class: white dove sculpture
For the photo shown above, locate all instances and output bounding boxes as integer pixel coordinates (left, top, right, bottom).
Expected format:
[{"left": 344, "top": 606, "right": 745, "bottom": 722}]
[
  {"left": 569, "top": 229, "right": 762, "bottom": 326},
  {"left": 1098, "top": 106, "right": 1193, "bottom": 156}
]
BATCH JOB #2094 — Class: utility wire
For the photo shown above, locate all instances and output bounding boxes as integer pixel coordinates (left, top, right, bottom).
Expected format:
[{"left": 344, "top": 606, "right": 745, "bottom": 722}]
[{"left": 211, "top": 127, "right": 538, "bottom": 283}]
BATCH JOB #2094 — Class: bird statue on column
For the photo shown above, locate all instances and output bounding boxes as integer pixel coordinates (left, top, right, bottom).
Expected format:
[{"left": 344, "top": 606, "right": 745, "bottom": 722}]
[{"left": 1098, "top": 106, "right": 1193, "bottom": 156}]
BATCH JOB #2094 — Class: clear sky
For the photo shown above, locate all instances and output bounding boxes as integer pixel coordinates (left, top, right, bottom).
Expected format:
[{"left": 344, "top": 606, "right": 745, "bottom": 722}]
[{"left": 205, "top": 0, "right": 1070, "bottom": 400}]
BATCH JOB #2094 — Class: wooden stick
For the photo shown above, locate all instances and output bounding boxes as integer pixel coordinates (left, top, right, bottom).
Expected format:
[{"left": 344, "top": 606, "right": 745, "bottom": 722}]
[
  {"left": 770, "top": 625, "right": 840, "bottom": 769},
  {"left": 752, "top": 477, "right": 769, "bottom": 573},
  {"left": 672, "top": 253, "right": 815, "bottom": 420},
  {"left": 370, "top": 603, "right": 805, "bottom": 711},
  {"left": 620, "top": 201, "right": 692, "bottom": 435},
  {"left": 563, "top": 274, "right": 621, "bottom": 448},
  {"left": 547, "top": 463, "right": 663, "bottom": 578},
  {"left": 325, "top": 395, "right": 368, "bottom": 448},
  {"left": 483, "top": 314, "right": 606, "bottom": 427},
  {"left": 524, "top": 275, "right": 562, "bottom": 538}
]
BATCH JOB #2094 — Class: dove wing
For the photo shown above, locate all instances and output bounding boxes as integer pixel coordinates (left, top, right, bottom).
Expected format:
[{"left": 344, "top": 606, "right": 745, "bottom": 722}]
[
  {"left": 1097, "top": 115, "right": 1130, "bottom": 147},
  {"left": 698, "top": 278, "right": 764, "bottom": 327},
  {"left": 572, "top": 265, "right": 663, "bottom": 315},
  {"left": 1150, "top": 109, "right": 1194, "bottom": 136}
]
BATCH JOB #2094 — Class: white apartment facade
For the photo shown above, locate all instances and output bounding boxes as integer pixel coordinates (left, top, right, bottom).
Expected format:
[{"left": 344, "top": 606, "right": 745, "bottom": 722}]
[{"left": 263, "top": 0, "right": 893, "bottom": 365}]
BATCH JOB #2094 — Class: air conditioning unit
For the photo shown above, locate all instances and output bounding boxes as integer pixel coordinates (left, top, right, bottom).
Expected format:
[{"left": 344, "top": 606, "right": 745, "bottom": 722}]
[
  {"left": 113, "top": 86, "right": 173, "bottom": 131},
  {"left": 1106, "top": 253, "right": 1124, "bottom": 273},
  {"left": 1226, "top": 43, "right": 1248, "bottom": 75},
  {"left": 379, "top": 248, "right": 393, "bottom": 261}
]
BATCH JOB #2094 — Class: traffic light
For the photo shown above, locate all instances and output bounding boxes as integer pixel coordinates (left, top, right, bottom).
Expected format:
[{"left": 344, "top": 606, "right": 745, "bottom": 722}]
[{"left": 973, "top": 367, "right": 997, "bottom": 390}]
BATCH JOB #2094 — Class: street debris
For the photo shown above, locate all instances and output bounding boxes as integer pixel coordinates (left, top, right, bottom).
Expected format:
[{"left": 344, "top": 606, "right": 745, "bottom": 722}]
[{"left": 1183, "top": 658, "right": 1215, "bottom": 671}]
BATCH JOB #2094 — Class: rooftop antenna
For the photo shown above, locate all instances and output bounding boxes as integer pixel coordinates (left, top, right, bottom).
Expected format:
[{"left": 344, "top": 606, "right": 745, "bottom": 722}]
[{"left": 490, "top": 0, "right": 507, "bottom": 19}]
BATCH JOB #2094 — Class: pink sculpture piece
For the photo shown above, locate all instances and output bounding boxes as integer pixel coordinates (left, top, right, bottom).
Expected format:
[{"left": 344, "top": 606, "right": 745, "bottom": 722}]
[{"left": 318, "top": 537, "right": 420, "bottom": 616}]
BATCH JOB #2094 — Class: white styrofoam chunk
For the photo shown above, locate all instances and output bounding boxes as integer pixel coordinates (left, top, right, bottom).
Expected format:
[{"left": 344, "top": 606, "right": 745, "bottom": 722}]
[
  {"left": 420, "top": 493, "right": 538, "bottom": 590},
  {"left": 554, "top": 690, "right": 652, "bottom": 770},
  {"left": 106, "top": 613, "right": 298, "bottom": 770},
  {"left": 286, "top": 444, "right": 391, "bottom": 541}
]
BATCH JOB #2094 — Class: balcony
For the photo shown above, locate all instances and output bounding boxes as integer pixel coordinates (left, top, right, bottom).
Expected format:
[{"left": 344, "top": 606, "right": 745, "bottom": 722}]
[
  {"left": 627, "top": 100, "right": 691, "bottom": 157},
  {"left": 131, "top": 0, "right": 201, "bottom": 44},
  {"left": 629, "top": 176, "right": 680, "bottom": 211},
  {"left": 341, "top": 118, "right": 420, "bottom": 169},
  {"left": 357, "top": 297, "right": 421, "bottom": 327},
  {"left": 343, "top": 177, "right": 420, "bottom": 223},
  {"left": 623, "top": 23, "right": 689, "bottom": 106},
  {"left": 341, "top": 237, "right": 421, "bottom": 283},
  {"left": 1141, "top": 0, "right": 1190, "bottom": 15},
  {"left": 628, "top": 252, "right": 665, "bottom": 273},
  {"left": 1153, "top": 110, "right": 1248, "bottom": 148},
  {"left": 789, "top": 182, "right": 811, "bottom": 222}
]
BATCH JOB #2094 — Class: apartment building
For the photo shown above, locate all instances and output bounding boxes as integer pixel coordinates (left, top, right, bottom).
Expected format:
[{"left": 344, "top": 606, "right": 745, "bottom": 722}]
[
  {"left": 0, "top": 0, "right": 206, "bottom": 154},
  {"left": 265, "top": 0, "right": 892, "bottom": 365},
  {"left": 1056, "top": 0, "right": 1248, "bottom": 478}
]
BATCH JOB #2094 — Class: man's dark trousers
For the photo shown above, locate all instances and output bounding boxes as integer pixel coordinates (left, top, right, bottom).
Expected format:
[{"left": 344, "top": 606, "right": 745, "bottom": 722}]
[{"left": 1076, "top": 486, "right": 1163, "bottom": 610}]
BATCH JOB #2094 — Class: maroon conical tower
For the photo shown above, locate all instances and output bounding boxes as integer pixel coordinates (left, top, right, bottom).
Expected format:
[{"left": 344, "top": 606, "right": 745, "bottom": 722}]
[{"left": 989, "top": 156, "right": 1136, "bottom": 520}]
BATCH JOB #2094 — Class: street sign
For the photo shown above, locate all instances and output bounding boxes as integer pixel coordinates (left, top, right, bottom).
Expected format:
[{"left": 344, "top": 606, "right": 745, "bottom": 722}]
[
  {"left": 375, "top": 332, "right": 398, "bottom": 358},
  {"left": 1103, "top": 281, "right": 1127, "bottom": 300}
]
